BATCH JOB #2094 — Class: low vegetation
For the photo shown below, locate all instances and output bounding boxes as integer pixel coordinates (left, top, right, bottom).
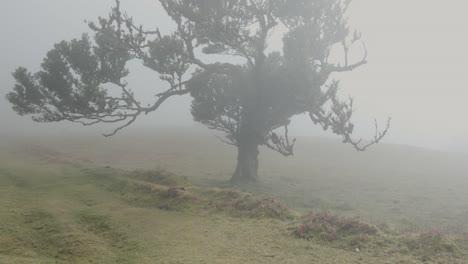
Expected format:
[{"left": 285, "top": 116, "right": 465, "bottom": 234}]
[
  {"left": 402, "top": 231, "right": 460, "bottom": 262},
  {"left": 1, "top": 141, "right": 468, "bottom": 263},
  {"left": 293, "top": 211, "right": 465, "bottom": 262},
  {"left": 127, "top": 169, "right": 190, "bottom": 187},
  {"left": 89, "top": 167, "right": 294, "bottom": 220},
  {"left": 293, "top": 211, "right": 379, "bottom": 246}
]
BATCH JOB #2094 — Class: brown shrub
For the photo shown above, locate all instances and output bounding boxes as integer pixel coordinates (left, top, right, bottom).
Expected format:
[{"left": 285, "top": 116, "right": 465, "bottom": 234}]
[
  {"left": 202, "top": 189, "right": 294, "bottom": 220},
  {"left": 293, "top": 211, "right": 379, "bottom": 247},
  {"left": 232, "top": 195, "right": 294, "bottom": 220},
  {"left": 403, "top": 230, "right": 459, "bottom": 260}
]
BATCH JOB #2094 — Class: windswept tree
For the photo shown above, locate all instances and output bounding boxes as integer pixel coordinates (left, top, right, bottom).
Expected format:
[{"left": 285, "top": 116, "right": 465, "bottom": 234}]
[{"left": 7, "top": 0, "right": 389, "bottom": 183}]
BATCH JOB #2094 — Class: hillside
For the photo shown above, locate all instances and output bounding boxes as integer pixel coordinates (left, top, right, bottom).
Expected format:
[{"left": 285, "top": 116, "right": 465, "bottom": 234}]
[
  {"left": 9, "top": 129, "right": 468, "bottom": 230},
  {"left": 1, "top": 129, "right": 468, "bottom": 263}
]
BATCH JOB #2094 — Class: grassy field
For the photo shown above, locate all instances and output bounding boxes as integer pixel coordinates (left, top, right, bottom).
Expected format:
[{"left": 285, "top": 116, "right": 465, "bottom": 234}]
[{"left": 1, "top": 129, "right": 468, "bottom": 263}]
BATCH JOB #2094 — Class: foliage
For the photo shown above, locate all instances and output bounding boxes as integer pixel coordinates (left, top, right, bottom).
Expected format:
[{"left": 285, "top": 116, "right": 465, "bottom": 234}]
[{"left": 6, "top": 0, "right": 389, "bottom": 155}]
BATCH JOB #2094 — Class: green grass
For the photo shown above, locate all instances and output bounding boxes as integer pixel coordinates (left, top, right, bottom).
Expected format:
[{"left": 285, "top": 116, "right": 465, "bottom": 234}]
[{"left": 1, "top": 131, "right": 468, "bottom": 263}]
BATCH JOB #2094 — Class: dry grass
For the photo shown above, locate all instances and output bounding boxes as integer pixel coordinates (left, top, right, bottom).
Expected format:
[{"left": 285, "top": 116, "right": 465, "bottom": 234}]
[
  {"left": 293, "top": 211, "right": 379, "bottom": 245},
  {"left": 1, "top": 130, "right": 468, "bottom": 263}
]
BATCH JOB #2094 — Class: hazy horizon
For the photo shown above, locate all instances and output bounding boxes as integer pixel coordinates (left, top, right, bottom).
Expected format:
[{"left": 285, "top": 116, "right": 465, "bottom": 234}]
[
  {"left": 2, "top": 3, "right": 468, "bottom": 262},
  {"left": 2, "top": 0, "right": 468, "bottom": 153}
]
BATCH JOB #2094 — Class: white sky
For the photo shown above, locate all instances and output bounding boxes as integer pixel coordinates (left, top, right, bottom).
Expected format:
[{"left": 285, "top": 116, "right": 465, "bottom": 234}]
[{"left": 1, "top": 0, "right": 468, "bottom": 151}]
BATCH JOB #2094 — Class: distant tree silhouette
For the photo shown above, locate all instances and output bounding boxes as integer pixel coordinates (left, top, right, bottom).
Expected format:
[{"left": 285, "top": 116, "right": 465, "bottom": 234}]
[{"left": 7, "top": 0, "right": 390, "bottom": 184}]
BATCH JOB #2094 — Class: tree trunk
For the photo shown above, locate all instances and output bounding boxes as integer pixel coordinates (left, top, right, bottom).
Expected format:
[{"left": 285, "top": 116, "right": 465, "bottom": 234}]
[
  {"left": 231, "top": 86, "right": 261, "bottom": 184},
  {"left": 231, "top": 140, "right": 259, "bottom": 184}
]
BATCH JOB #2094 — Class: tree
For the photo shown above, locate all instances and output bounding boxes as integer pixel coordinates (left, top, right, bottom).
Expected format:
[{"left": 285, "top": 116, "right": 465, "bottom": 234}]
[{"left": 7, "top": 0, "right": 390, "bottom": 184}]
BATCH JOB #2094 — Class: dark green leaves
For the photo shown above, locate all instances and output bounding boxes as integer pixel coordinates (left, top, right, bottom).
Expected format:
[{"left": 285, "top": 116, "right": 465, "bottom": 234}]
[
  {"left": 147, "top": 35, "right": 190, "bottom": 79},
  {"left": 7, "top": 34, "right": 130, "bottom": 122},
  {"left": 7, "top": 0, "right": 388, "bottom": 151}
]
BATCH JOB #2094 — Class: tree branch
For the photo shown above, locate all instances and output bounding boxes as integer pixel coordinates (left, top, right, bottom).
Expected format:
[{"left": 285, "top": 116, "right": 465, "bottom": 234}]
[{"left": 264, "top": 124, "right": 296, "bottom": 156}]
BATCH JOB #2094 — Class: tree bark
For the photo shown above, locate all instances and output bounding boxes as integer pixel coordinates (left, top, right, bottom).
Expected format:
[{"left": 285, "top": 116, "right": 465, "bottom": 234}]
[
  {"left": 231, "top": 77, "right": 261, "bottom": 184},
  {"left": 231, "top": 139, "right": 259, "bottom": 184}
]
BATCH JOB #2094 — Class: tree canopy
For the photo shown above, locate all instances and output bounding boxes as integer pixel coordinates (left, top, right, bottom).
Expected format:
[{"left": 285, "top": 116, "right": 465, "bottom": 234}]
[{"left": 7, "top": 0, "right": 390, "bottom": 182}]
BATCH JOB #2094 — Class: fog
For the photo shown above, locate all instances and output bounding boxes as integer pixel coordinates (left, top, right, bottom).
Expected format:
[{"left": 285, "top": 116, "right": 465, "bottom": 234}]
[
  {"left": 3, "top": 2, "right": 468, "bottom": 262},
  {"left": 1, "top": 0, "right": 468, "bottom": 152}
]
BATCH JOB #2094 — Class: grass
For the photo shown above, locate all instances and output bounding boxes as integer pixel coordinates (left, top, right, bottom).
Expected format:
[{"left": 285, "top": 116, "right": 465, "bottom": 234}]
[
  {"left": 1, "top": 130, "right": 468, "bottom": 263},
  {"left": 127, "top": 169, "right": 190, "bottom": 187},
  {"left": 293, "top": 211, "right": 380, "bottom": 246}
]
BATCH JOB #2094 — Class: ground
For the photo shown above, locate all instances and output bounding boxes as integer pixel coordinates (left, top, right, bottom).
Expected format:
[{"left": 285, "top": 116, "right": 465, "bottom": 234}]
[{"left": 0, "top": 129, "right": 467, "bottom": 263}]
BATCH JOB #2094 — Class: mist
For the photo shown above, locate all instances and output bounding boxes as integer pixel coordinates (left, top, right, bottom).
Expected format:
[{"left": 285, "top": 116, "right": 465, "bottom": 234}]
[
  {"left": 1, "top": 1, "right": 468, "bottom": 263},
  {"left": 1, "top": 0, "right": 468, "bottom": 152}
]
